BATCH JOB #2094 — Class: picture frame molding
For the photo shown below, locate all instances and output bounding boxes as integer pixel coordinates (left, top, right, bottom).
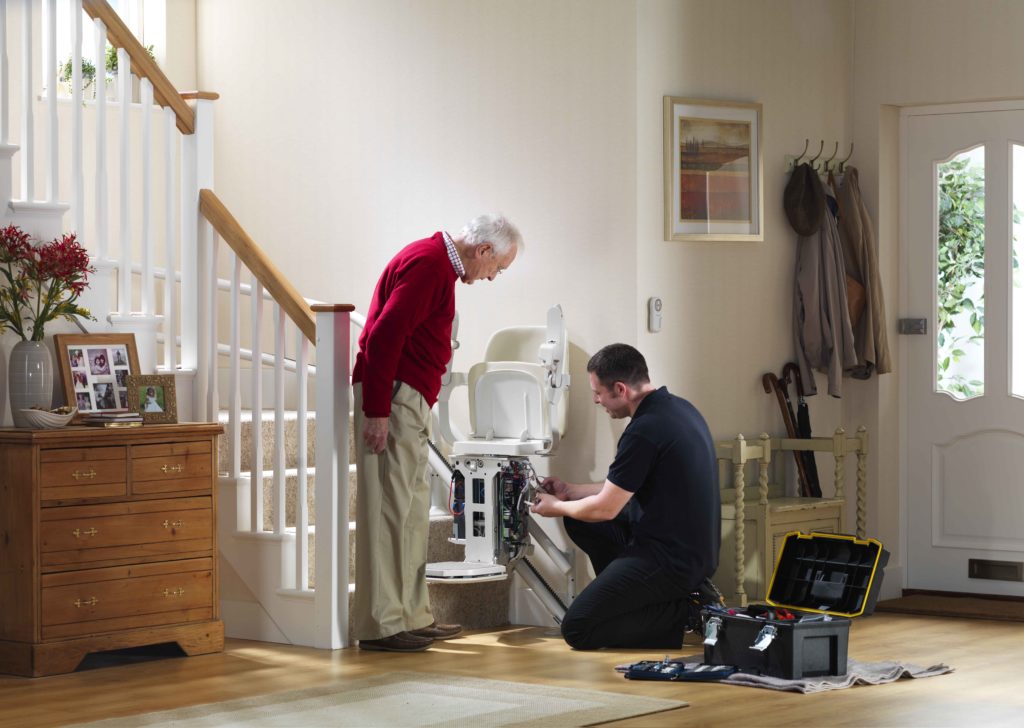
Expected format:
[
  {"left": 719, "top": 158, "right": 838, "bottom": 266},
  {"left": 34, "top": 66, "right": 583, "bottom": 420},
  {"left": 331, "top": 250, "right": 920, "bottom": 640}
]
[
  {"left": 663, "top": 96, "right": 764, "bottom": 242},
  {"left": 53, "top": 333, "right": 141, "bottom": 419}
]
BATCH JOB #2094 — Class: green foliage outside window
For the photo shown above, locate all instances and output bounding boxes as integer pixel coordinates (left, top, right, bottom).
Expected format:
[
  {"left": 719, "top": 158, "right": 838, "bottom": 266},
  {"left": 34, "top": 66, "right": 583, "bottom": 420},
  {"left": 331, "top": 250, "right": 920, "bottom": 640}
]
[
  {"left": 57, "top": 44, "right": 155, "bottom": 92},
  {"left": 936, "top": 156, "right": 1020, "bottom": 398},
  {"left": 937, "top": 157, "right": 985, "bottom": 398}
]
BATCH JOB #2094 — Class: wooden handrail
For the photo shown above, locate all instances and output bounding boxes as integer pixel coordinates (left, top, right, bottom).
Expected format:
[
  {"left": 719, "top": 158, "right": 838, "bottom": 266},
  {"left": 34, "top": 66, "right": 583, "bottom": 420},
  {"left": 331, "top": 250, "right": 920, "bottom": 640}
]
[
  {"left": 199, "top": 189, "right": 317, "bottom": 342},
  {"left": 82, "top": 0, "right": 196, "bottom": 134}
]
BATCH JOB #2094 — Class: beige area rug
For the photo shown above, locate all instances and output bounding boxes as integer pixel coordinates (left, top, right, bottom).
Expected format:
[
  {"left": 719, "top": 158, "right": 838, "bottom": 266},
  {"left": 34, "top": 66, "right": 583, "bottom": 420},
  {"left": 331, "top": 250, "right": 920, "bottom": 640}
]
[
  {"left": 77, "top": 671, "right": 687, "bottom": 727},
  {"left": 875, "top": 594, "right": 1024, "bottom": 622}
]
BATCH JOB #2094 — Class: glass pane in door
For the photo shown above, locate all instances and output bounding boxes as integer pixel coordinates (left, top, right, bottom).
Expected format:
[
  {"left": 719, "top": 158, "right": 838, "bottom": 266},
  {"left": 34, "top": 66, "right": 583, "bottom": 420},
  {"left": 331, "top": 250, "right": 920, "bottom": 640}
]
[{"left": 936, "top": 147, "right": 985, "bottom": 399}]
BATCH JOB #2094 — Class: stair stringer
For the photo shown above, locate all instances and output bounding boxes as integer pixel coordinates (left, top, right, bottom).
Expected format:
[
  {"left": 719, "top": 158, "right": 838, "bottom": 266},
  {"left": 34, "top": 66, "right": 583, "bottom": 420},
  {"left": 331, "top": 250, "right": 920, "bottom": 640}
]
[{"left": 216, "top": 474, "right": 316, "bottom": 645}]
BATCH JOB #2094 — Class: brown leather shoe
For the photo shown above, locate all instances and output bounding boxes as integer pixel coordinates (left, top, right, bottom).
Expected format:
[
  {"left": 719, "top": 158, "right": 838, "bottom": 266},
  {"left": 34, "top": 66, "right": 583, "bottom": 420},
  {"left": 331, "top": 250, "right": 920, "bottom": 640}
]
[
  {"left": 358, "top": 631, "right": 433, "bottom": 652},
  {"left": 409, "top": 622, "right": 462, "bottom": 640}
]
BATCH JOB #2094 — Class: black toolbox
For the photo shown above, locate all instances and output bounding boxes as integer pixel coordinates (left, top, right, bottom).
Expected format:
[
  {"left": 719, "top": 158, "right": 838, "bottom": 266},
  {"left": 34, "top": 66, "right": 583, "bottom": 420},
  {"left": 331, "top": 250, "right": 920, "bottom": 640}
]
[{"left": 702, "top": 531, "right": 890, "bottom": 679}]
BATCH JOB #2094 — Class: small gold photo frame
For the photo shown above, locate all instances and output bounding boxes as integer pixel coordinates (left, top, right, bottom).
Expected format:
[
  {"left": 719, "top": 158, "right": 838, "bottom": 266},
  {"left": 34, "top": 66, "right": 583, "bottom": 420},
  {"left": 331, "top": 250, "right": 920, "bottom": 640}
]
[{"left": 126, "top": 374, "right": 178, "bottom": 424}]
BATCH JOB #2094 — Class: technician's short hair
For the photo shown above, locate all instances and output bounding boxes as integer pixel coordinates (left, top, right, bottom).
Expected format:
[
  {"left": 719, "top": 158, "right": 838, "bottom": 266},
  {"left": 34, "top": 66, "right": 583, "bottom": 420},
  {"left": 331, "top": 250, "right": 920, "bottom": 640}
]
[
  {"left": 462, "top": 214, "right": 523, "bottom": 256},
  {"left": 586, "top": 343, "right": 650, "bottom": 388}
]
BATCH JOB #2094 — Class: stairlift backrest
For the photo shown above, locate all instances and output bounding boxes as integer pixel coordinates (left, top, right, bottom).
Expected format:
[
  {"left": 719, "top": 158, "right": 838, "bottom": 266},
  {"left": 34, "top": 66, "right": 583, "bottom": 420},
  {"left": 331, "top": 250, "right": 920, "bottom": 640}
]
[
  {"left": 482, "top": 325, "right": 568, "bottom": 439},
  {"left": 468, "top": 362, "right": 549, "bottom": 441}
]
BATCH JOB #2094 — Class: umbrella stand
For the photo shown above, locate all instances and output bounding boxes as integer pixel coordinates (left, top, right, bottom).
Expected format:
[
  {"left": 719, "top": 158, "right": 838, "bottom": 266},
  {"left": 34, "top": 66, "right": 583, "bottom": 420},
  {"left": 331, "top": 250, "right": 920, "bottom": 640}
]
[
  {"left": 762, "top": 372, "right": 814, "bottom": 497},
  {"left": 782, "top": 363, "right": 822, "bottom": 497}
]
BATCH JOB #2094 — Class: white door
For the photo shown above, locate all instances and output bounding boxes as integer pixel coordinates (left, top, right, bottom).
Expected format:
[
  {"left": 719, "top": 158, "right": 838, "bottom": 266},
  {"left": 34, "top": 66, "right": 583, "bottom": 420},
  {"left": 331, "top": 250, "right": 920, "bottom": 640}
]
[{"left": 904, "top": 103, "right": 1024, "bottom": 595}]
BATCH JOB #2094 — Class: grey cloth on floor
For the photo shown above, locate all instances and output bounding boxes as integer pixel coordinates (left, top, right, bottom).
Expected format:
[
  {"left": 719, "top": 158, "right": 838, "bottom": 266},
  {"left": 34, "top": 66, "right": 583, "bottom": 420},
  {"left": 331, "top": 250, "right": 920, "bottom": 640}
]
[{"left": 696, "top": 658, "right": 953, "bottom": 693}]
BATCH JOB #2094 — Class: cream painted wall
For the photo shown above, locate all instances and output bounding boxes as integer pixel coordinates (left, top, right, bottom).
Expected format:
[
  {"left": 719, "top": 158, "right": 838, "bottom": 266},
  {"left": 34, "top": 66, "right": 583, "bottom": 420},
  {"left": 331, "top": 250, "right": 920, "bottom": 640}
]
[
  {"left": 196, "top": 0, "right": 637, "bottom": 483},
  {"left": 852, "top": 0, "right": 1024, "bottom": 591}
]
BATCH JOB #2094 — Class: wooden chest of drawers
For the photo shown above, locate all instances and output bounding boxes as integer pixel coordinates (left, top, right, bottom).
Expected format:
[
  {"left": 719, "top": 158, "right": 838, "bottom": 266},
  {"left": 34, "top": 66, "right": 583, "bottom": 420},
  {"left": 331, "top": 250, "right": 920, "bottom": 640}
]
[{"left": 0, "top": 423, "right": 224, "bottom": 676}]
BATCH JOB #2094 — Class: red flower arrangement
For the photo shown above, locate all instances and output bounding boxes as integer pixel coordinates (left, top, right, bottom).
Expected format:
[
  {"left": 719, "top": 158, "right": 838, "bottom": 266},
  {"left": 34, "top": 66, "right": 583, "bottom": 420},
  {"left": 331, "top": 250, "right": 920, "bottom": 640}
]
[{"left": 0, "top": 224, "right": 95, "bottom": 342}]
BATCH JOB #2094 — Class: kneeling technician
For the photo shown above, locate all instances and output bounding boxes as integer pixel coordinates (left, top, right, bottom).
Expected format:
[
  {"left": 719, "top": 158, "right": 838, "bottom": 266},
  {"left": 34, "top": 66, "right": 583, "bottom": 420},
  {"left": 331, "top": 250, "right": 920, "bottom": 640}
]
[{"left": 529, "top": 343, "right": 719, "bottom": 650}]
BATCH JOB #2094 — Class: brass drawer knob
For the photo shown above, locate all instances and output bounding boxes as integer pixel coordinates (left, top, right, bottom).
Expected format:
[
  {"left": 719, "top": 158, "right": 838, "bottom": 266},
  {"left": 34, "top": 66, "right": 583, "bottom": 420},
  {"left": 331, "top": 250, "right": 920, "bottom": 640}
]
[
  {"left": 72, "top": 527, "right": 99, "bottom": 538},
  {"left": 162, "top": 587, "right": 185, "bottom": 598},
  {"left": 161, "top": 464, "right": 184, "bottom": 474},
  {"left": 73, "top": 597, "right": 98, "bottom": 608},
  {"left": 71, "top": 468, "right": 97, "bottom": 480},
  {"left": 162, "top": 519, "right": 185, "bottom": 530}
]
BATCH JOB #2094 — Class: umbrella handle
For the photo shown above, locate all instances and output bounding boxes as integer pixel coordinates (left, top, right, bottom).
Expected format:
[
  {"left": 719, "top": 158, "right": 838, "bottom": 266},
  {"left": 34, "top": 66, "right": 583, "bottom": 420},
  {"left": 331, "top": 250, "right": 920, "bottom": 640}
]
[{"left": 782, "top": 362, "right": 806, "bottom": 398}]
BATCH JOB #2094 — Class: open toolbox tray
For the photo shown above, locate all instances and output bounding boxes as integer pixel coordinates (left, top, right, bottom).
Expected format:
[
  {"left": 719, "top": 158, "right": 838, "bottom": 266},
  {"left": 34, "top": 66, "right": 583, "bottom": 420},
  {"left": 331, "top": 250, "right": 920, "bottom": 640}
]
[
  {"left": 766, "top": 531, "right": 889, "bottom": 616},
  {"left": 702, "top": 531, "right": 890, "bottom": 679}
]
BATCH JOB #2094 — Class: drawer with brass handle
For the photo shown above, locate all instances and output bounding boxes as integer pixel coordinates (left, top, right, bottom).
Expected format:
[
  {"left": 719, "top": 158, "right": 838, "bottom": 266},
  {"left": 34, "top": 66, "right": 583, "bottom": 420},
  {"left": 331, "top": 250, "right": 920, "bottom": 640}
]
[
  {"left": 40, "top": 446, "right": 127, "bottom": 501},
  {"left": 132, "top": 441, "right": 213, "bottom": 495},
  {"left": 41, "top": 559, "right": 214, "bottom": 639},
  {"left": 40, "top": 500, "right": 212, "bottom": 566}
]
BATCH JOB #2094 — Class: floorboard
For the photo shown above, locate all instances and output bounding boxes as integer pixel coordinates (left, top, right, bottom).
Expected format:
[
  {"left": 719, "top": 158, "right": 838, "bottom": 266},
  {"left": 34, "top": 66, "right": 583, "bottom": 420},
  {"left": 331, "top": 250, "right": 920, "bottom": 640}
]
[{"left": 1, "top": 612, "right": 1021, "bottom": 727}]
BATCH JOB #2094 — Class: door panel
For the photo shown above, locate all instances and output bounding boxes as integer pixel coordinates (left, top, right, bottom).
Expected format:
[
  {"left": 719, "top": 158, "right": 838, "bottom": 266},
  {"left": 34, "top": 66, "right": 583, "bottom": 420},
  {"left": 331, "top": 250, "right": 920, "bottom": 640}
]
[{"left": 904, "top": 106, "right": 1024, "bottom": 595}]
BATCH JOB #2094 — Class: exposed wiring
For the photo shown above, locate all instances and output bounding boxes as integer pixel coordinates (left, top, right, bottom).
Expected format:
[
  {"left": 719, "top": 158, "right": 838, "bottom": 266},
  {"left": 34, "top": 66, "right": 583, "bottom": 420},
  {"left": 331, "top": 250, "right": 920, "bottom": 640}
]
[{"left": 448, "top": 473, "right": 464, "bottom": 516}]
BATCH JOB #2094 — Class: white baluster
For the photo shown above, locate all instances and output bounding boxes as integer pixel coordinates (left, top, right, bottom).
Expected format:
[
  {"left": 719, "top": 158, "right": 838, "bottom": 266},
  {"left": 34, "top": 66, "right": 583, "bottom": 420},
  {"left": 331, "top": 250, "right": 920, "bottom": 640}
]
[
  {"left": 140, "top": 78, "right": 154, "bottom": 314},
  {"left": 250, "top": 278, "right": 264, "bottom": 533},
  {"left": 163, "top": 107, "right": 176, "bottom": 368},
  {"left": 227, "top": 254, "right": 241, "bottom": 480},
  {"left": 94, "top": 18, "right": 107, "bottom": 258},
  {"left": 0, "top": 0, "right": 8, "bottom": 145},
  {"left": 296, "top": 330, "right": 309, "bottom": 590},
  {"left": 273, "top": 304, "right": 285, "bottom": 535},
  {"left": 118, "top": 48, "right": 130, "bottom": 312},
  {"left": 71, "top": 0, "right": 84, "bottom": 235},
  {"left": 44, "top": 0, "right": 57, "bottom": 202},
  {"left": 206, "top": 220, "right": 218, "bottom": 419},
  {"left": 21, "top": 3, "right": 33, "bottom": 201}
]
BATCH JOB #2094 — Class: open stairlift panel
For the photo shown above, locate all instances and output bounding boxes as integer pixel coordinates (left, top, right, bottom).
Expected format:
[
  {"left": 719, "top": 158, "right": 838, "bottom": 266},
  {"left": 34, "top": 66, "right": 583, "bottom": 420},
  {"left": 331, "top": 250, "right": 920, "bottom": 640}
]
[{"left": 428, "top": 306, "right": 573, "bottom": 599}]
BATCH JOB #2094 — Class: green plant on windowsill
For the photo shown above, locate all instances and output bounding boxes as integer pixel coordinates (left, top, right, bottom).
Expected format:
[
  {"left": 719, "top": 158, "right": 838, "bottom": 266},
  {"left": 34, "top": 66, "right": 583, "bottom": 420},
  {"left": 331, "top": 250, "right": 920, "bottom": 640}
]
[{"left": 57, "top": 43, "right": 156, "bottom": 94}]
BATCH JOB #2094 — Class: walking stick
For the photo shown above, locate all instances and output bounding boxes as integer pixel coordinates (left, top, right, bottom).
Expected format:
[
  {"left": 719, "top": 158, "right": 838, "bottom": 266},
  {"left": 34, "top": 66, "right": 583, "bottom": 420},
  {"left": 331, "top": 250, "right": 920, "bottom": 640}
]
[
  {"left": 762, "top": 372, "right": 814, "bottom": 497},
  {"left": 782, "top": 363, "right": 823, "bottom": 497}
]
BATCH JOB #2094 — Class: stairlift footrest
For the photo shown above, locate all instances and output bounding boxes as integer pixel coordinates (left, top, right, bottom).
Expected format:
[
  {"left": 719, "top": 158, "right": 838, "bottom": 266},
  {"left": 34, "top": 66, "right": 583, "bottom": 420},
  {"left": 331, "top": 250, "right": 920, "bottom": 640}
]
[{"left": 425, "top": 561, "right": 508, "bottom": 582}]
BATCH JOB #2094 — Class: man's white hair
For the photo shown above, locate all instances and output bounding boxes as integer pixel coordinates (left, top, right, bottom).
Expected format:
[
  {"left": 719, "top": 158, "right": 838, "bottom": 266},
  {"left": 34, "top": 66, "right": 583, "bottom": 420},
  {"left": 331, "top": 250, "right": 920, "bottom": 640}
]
[{"left": 462, "top": 214, "right": 523, "bottom": 255}]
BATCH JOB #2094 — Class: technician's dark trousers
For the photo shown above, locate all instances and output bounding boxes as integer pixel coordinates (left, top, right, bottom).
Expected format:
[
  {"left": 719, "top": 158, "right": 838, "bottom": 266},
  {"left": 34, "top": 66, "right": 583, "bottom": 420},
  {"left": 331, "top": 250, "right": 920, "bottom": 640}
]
[{"left": 560, "top": 513, "right": 695, "bottom": 650}]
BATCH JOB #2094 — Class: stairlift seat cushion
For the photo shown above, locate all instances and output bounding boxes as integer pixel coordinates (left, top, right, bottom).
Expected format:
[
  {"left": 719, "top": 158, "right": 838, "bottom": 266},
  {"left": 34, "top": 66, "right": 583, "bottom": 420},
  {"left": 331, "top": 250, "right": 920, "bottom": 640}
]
[{"left": 467, "top": 362, "right": 550, "bottom": 442}]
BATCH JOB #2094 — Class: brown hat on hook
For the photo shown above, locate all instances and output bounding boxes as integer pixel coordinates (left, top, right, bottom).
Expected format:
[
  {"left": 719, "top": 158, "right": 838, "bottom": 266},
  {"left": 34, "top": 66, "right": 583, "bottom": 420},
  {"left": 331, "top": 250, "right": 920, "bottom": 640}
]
[{"left": 783, "top": 162, "right": 825, "bottom": 236}]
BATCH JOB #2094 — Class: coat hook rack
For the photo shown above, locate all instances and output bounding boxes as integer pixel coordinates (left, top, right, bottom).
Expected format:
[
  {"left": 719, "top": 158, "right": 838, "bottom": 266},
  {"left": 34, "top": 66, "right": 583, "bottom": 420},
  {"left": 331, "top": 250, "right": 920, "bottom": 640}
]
[{"left": 785, "top": 140, "right": 854, "bottom": 173}]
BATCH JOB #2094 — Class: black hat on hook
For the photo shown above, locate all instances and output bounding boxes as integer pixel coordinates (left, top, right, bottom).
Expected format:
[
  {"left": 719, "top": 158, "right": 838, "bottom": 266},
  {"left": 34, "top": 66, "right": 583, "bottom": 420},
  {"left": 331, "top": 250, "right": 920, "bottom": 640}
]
[{"left": 783, "top": 162, "right": 825, "bottom": 236}]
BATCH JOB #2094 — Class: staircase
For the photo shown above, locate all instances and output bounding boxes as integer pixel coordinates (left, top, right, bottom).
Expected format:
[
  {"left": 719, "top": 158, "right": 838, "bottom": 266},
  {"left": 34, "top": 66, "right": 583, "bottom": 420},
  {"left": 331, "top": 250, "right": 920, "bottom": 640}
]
[{"left": 0, "top": 0, "right": 516, "bottom": 649}]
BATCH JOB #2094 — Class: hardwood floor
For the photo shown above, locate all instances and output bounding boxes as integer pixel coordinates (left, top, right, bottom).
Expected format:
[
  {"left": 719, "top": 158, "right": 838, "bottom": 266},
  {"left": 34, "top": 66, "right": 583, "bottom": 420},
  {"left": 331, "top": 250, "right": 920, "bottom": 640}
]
[{"left": 2, "top": 612, "right": 1022, "bottom": 726}]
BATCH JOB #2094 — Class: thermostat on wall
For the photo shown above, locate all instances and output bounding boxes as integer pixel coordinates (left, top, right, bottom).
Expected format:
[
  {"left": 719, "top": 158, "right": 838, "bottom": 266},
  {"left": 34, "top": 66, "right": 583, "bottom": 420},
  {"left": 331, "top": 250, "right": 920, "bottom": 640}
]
[{"left": 648, "top": 297, "right": 662, "bottom": 332}]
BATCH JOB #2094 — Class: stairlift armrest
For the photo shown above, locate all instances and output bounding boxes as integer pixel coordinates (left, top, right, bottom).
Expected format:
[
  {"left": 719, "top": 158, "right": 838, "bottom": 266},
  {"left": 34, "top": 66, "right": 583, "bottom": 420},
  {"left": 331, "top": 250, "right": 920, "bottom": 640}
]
[{"left": 435, "top": 372, "right": 467, "bottom": 445}]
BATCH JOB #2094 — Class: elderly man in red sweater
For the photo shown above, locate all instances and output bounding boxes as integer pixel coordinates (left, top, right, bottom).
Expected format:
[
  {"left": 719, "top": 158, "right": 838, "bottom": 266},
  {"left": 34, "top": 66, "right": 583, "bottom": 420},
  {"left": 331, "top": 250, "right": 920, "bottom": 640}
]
[{"left": 352, "top": 214, "right": 522, "bottom": 652}]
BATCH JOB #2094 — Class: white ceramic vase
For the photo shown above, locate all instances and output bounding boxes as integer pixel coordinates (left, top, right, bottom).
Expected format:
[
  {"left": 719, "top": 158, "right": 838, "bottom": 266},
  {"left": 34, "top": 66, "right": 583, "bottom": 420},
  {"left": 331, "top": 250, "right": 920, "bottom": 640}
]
[{"left": 9, "top": 340, "right": 54, "bottom": 428}]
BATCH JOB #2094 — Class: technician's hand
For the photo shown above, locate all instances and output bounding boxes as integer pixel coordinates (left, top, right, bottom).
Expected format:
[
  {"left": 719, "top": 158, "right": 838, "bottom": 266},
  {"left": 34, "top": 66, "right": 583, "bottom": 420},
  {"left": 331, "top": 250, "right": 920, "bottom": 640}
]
[
  {"left": 530, "top": 491, "right": 561, "bottom": 517},
  {"left": 362, "top": 416, "right": 389, "bottom": 454},
  {"left": 540, "top": 477, "right": 570, "bottom": 501}
]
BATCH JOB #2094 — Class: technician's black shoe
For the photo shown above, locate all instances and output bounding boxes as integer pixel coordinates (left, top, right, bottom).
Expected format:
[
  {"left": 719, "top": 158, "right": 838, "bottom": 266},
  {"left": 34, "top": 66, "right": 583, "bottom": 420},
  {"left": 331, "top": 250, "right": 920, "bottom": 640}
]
[
  {"left": 410, "top": 622, "right": 462, "bottom": 640},
  {"left": 358, "top": 631, "right": 433, "bottom": 652}
]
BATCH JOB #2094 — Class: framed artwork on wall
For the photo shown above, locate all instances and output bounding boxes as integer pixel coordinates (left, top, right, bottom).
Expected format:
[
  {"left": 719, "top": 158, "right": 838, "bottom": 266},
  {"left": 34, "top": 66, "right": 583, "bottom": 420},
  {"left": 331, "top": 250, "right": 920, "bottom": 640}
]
[
  {"left": 663, "top": 96, "right": 763, "bottom": 242},
  {"left": 54, "top": 333, "right": 141, "bottom": 416},
  {"left": 127, "top": 374, "right": 178, "bottom": 424}
]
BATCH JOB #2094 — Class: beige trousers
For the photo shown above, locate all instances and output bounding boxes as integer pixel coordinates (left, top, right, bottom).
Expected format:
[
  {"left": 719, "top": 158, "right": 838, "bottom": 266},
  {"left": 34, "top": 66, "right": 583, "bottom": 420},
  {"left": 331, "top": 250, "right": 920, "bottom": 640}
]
[{"left": 352, "top": 381, "right": 434, "bottom": 640}]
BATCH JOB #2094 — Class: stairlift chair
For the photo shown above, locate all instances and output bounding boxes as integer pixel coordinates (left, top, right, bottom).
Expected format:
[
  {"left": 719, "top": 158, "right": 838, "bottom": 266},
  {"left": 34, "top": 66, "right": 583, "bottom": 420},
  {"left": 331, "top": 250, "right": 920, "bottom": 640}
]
[{"left": 427, "top": 305, "right": 571, "bottom": 584}]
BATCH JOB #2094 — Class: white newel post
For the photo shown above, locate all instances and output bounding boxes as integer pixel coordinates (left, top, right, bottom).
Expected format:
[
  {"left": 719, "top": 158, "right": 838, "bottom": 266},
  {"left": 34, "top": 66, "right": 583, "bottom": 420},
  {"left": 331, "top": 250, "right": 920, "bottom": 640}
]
[
  {"left": 182, "top": 97, "right": 214, "bottom": 419},
  {"left": 312, "top": 305, "right": 353, "bottom": 649}
]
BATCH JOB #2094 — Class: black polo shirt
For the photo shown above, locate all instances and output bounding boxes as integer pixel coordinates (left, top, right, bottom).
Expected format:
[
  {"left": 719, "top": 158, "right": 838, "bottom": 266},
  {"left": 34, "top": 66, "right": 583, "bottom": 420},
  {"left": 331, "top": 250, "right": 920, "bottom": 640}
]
[{"left": 606, "top": 386, "right": 720, "bottom": 584}]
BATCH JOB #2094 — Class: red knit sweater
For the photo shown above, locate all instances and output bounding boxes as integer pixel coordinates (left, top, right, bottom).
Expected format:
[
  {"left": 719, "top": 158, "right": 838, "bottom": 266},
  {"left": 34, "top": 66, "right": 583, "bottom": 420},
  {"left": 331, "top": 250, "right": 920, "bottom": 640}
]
[{"left": 352, "top": 233, "right": 457, "bottom": 417}]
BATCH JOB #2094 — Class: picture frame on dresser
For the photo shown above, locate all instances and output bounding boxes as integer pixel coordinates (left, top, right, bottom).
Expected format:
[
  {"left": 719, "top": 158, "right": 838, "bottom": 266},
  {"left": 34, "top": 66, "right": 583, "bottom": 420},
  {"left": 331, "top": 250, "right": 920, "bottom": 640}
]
[
  {"left": 127, "top": 374, "right": 178, "bottom": 424},
  {"left": 663, "top": 96, "right": 763, "bottom": 242},
  {"left": 53, "top": 333, "right": 141, "bottom": 416}
]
